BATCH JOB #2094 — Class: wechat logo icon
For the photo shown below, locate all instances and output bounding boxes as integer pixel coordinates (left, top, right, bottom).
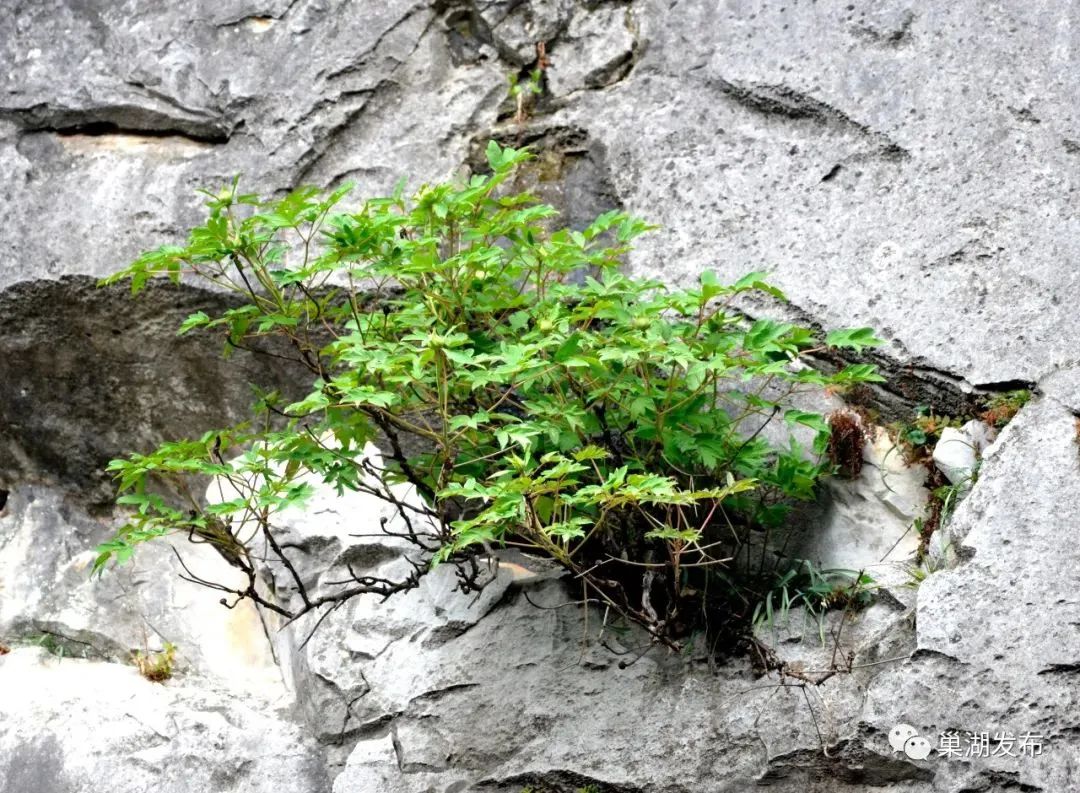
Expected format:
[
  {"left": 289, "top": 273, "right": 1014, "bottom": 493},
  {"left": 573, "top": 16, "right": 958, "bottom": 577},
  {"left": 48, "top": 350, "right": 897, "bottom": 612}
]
[{"left": 889, "top": 723, "right": 933, "bottom": 760}]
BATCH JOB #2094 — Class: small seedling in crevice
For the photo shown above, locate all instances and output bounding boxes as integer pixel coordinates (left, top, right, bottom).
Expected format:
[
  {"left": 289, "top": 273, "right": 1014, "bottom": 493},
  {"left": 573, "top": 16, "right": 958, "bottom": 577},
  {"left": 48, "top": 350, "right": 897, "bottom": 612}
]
[
  {"left": 980, "top": 389, "right": 1030, "bottom": 428},
  {"left": 912, "top": 465, "right": 947, "bottom": 562},
  {"left": 932, "top": 472, "right": 975, "bottom": 524},
  {"left": 827, "top": 409, "right": 867, "bottom": 478},
  {"left": 508, "top": 68, "right": 544, "bottom": 123},
  {"left": 132, "top": 642, "right": 176, "bottom": 682},
  {"left": 912, "top": 460, "right": 978, "bottom": 563},
  {"left": 904, "top": 563, "right": 929, "bottom": 589}
]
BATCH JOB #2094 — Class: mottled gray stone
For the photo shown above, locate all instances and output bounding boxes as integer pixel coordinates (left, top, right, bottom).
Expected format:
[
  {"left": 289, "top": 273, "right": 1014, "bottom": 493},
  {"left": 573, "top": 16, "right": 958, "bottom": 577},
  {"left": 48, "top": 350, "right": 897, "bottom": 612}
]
[
  {"left": 557, "top": 0, "right": 1080, "bottom": 388},
  {"left": 919, "top": 399, "right": 1080, "bottom": 681},
  {"left": 1, "top": 0, "right": 505, "bottom": 290},
  {"left": 545, "top": 4, "right": 637, "bottom": 96},
  {"left": 0, "top": 485, "right": 283, "bottom": 694},
  {"left": 473, "top": 0, "right": 577, "bottom": 65},
  {"left": 0, "top": 647, "right": 328, "bottom": 793},
  {"left": 1040, "top": 361, "right": 1080, "bottom": 413},
  {"left": 894, "top": 397, "right": 1080, "bottom": 792},
  {"left": 324, "top": 570, "right": 918, "bottom": 793},
  {"left": 796, "top": 426, "right": 927, "bottom": 591},
  {"left": 0, "top": 278, "right": 308, "bottom": 502}
]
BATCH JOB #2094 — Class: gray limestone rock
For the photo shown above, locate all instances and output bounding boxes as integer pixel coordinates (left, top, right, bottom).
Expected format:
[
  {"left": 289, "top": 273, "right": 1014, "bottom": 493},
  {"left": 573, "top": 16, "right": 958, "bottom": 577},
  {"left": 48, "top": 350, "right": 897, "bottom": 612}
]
[
  {"left": 556, "top": 0, "right": 1080, "bottom": 389},
  {"left": 0, "top": 278, "right": 309, "bottom": 502},
  {"left": 0, "top": 647, "right": 328, "bottom": 793},
  {"left": 0, "top": 484, "right": 283, "bottom": 693}
]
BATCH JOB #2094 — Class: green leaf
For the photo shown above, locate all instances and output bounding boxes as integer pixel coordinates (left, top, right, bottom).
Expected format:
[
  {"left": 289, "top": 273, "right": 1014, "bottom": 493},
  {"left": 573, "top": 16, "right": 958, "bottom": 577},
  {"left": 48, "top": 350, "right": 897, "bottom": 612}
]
[
  {"left": 744, "top": 319, "right": 792, "bottom": 350},
  {"left": 825, "top": 327, "right": 884, "bottom": 352},
  {"left": 572, "top": 445, "right": 609, "bottom": 462},
  {"left": 553, "top": 332, "right": 583, "bottom": 363},
  {"left": 906, "top": 428, "right": 928, "bottom": 446},
  {"left": 784, "top": 409, "right": 829, "bottom": 435},
  {"left": 700, "top": 270, "right": 726, "bottom": 301},
  {"left": 732, "top": 271, "right": 786, "bottom": 300}
]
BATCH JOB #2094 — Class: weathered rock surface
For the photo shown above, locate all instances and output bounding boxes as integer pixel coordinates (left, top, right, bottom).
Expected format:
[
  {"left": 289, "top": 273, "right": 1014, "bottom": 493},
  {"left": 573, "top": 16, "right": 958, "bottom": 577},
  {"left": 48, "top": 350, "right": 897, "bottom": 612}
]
[
  {"left": 554, "top": 0, "right": 1080, "bottom": 390},
  {"left": 0, "top": 279, "right": 309, "bottom": 502},
  {"left": 798, "top": 425, "right": 927, "bottom": 581},
  {"left": 0, "top": 484, "right": 327, "bottom": 792},
  {"left": 0, "top": 647, "right": 327, "bottom": 793},
  {"left": 931, "top": 419, "right": 995, "bottom": 487},
  {"left": 307, "top": 398, "right": 1080, "bottom": 793},
  {"left": 0, "top": 485, "right": 281, "bottom": 690},
  {"left": 887, "top": 397, "right": 1080, "bottom": 792},
  {"left": 1, "top": 0, "right": 503, "bottom": 288},
  {"left": 4, "top": 0, "right": 1080, "bottom": 791}
]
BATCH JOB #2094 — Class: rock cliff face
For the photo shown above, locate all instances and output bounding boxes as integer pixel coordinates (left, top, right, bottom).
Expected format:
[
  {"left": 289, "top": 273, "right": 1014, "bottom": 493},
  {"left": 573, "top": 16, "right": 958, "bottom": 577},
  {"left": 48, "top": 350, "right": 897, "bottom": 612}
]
[{"left": 3, "top": 1, "right": 1080, "bottom": 791}]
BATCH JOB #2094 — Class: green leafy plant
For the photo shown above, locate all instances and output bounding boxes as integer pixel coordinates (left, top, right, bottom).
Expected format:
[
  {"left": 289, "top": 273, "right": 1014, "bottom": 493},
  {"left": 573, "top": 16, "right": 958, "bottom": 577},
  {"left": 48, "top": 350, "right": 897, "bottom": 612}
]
[
  {"left": 911, "top": 465, "right": 972, "bottom": 564},
  {"left": 133, "top": 642, "right": 177, "bottom": 682},
  {"left": 903, "top": 545, "right": 949, "bottom": 589},
  {"left": 95, "top": 141, "right": 884, "bottom": 650}
]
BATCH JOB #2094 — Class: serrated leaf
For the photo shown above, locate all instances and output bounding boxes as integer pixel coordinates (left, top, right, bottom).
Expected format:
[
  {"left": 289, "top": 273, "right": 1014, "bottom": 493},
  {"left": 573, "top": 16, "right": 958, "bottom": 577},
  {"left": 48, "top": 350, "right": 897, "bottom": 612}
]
[
  {"left": 572, "top": 445, "right": 609, "bottom": 462},
  {"left": 825, "top": 327, "right": 884, "bottom": 352}
]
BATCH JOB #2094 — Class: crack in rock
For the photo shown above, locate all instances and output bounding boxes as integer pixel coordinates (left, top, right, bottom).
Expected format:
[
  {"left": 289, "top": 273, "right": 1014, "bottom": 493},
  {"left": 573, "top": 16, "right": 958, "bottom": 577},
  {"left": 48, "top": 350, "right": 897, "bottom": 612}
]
[
  {"left": 483, "top": 769, "right": 648, "bottom": 793},
  {"left": 0, "top": 277, "right": 309, "bottom": 502},
  {"left": 1, "top": 103, "right": 233, "bottom": 144},
  {"left": 760, "top": 740, "right": 934, "bottom": 786},
  {"left": 708, "top": 77, "right": 909, "bottom": 161},
  {"left": 733, "top": 296, "right": 1024, "bottom": 422}
]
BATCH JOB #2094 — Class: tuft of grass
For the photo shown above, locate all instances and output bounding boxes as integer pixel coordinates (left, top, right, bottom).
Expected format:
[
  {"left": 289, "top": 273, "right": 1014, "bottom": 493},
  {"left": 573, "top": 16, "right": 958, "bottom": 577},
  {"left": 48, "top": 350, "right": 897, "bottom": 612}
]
[
  {"left": 754, "top": 561, "right": 875, "bottom": 643},
  {"left": 28, "top": 632, "right": 69, "bottom": 659},
  {"left": 903, "top": 547, "right": 950, "bottom": 589},
  {"left": 132, "top": 642, "right": 176, "bottom": 682}
]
